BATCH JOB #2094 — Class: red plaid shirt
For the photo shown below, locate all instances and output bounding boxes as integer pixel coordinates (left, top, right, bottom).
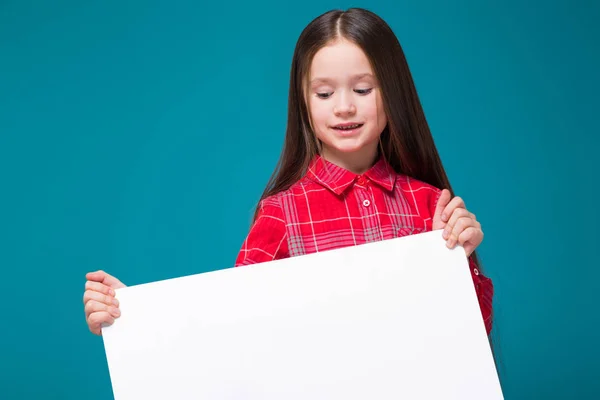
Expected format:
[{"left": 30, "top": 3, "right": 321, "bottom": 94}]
[{"left": 235, "top": 155, "right": 494, "bottom": 334}]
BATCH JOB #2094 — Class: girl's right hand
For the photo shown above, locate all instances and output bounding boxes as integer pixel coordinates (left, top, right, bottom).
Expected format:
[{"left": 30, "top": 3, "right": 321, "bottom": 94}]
[{"left": 83, "top": 270, "right": 126, "bottom": 335}]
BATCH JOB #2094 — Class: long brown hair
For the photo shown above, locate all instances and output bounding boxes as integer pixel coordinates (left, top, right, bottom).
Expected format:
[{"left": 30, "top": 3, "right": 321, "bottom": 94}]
[
  {"left": 256, "top": 8, "right": 455, "bottom": 208},
  {"left": 254, "top": 7, "right": 484, "bottom": 273}
]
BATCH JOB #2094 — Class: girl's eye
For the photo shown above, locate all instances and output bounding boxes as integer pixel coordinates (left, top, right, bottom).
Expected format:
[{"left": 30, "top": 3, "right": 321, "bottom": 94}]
[{"left": 315, "top": 88, "right": 372, "bottom": 99}]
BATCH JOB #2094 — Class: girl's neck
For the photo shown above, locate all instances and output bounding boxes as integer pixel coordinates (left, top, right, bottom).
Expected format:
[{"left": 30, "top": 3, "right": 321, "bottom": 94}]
[{"left": 320, "top": 142, "right": 379, "bottom": 175}]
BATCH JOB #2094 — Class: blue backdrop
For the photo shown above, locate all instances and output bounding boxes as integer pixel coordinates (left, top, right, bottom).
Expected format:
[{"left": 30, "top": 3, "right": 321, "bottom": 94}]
[{"left": 1, "top": 0, "right": 598, "bottom": 399}]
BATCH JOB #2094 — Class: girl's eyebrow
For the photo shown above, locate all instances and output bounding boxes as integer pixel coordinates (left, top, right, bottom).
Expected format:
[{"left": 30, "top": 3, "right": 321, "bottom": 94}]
[{"left": 310, "top": 73, "right": 374, "bottom": 85}]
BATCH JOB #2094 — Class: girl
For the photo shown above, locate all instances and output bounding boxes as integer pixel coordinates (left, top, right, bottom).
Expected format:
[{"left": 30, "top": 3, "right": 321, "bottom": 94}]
[{"left": 83, "top": 8, "right": 493, "bottom": 337}]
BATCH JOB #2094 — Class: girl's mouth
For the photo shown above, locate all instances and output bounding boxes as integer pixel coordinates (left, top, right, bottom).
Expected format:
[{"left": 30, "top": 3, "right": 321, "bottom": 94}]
[{"left": 332, "top": 123, "right": 364, "bottom": 131}]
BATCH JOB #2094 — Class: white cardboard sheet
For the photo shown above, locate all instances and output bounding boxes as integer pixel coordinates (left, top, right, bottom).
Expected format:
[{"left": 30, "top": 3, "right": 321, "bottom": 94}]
[{"left": 102, "top": 230, "right": 503, "bottom": 399}]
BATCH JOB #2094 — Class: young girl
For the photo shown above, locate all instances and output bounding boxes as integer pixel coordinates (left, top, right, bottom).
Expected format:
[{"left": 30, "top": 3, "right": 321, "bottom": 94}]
[{"left": 83, "top": 8, "right": 493, "bottom": 337}]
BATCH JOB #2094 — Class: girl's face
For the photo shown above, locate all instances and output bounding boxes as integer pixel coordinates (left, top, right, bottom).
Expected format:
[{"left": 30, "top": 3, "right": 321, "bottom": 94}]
[{"left": 307, "top": 38, "right": 387, "bottom": 172}]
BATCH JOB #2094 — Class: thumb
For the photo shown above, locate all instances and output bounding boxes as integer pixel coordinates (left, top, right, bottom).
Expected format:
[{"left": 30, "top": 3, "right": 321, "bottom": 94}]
[
  {"left": 86, "top": 270, "right": 126, "bottom": 289},
  {"left": 432, "top": 189, "right": 451, "bottom": 230}
]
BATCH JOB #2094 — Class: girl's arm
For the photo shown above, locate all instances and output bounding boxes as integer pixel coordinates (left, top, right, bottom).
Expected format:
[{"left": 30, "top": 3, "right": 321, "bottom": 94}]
[
  {"left": 468, "top": 256, "right": 494, "bottom": 335},
  {"left": 235, "top": 197, "right": 289, "bottom": 267},
  {"left": 428, "top": 187, "right": 495, "bottom": 336}
]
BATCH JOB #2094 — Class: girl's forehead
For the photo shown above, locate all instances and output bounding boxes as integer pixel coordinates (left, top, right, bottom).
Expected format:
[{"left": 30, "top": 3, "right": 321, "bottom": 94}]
[{"left": 309, "top": 40, "right": 374, "bottom": 81}]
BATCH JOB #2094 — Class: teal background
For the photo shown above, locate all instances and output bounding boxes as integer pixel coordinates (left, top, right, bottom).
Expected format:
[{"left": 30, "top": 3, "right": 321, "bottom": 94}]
[{"left": 1, "top": 0, "right": 598, "bottom": 398}]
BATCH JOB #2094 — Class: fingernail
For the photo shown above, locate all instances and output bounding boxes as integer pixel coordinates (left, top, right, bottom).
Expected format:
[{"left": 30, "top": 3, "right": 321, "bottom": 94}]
[
  {"left": 112, "top": 307, "right": 121, "bottom": 317},
  {"left": 442, "top": 214, "right": 448, "bottom": 222},
  {"left": 109, "top": 289, "right": 115, "bottom": 297},
  {"left": 442, "top": 229, "right": 449, "bottom": 239},
  {"left": 112, "top": 298, "right": 119, "bottom": 306}
]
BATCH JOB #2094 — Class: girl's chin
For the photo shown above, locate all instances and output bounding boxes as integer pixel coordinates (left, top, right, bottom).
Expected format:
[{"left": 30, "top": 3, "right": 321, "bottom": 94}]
[{"left": 320, "top": 140, "right": 378, "bottom": 156}]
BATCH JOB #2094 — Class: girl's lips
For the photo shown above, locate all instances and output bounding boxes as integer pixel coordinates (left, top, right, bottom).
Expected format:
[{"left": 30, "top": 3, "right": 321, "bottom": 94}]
[
  {"left": 332, "top": 122, "right": 364, "bottom": 129},
  {"left": 331, "top": 123, "right": 364, "bottom": 136}
]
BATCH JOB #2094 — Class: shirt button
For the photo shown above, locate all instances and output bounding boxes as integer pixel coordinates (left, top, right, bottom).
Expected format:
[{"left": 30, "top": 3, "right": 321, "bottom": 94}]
[
  {"left": 357, "top": 176, "right": 366, "bottom": 185},
  {"left": 362, "top": 199, "right": 370, "bottom": 207},
  {"left": 473, "top": 268, "right": 480, "bottom": 276}
]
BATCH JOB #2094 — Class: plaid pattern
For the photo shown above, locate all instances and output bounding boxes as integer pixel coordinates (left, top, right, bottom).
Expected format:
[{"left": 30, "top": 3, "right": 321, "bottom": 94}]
[{"left": 235, "top": 155, "right": 494, "bottom": 334}]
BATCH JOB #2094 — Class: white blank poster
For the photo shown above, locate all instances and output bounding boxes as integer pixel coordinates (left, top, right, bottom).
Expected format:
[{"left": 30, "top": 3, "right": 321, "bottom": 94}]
[{"left": 101, "top": 230, "right": 503, "bottom": 399}]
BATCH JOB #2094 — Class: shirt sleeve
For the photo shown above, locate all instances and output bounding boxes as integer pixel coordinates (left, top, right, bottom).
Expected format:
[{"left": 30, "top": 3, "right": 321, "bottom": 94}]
[
  {"left": 428, "top": 186, "right": 495, "bottom": 336},
  {"left": 234, "top": 197, "right": 289, "bottom": 267},
  {"left": 468, "top": 255, "right": 494, "bottom": 335}
]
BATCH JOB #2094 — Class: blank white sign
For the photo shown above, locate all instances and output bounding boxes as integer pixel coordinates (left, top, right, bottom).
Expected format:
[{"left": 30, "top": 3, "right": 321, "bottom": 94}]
[{"left": 101, "top": 230, "right": 503, "bottom": 399}]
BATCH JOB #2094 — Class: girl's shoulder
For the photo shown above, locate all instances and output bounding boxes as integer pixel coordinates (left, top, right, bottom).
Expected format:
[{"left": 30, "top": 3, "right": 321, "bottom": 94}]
[
  {"left": 394, "top": 173, "right": 441, "bottom": 195},
  {"left": 276, "top": 175, "right": 326, "bottom": 197},
  {"left": 255, "top": 176, "right": 319, "bottom": 208}
]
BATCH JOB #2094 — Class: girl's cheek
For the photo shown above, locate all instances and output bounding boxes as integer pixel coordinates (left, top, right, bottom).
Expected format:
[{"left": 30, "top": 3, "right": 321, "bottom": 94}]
[
  {"left": 310, "top": 104, "right": 331, "bottom": 124},
  {"left": 363, "top": 96, "right": 386, "bottom": 125},
  {"left": 360, "top": 104, "right": 378, "bottom": 120}
]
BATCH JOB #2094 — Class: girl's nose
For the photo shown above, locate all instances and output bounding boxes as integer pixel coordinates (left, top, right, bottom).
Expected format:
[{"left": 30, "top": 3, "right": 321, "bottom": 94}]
[{"left": 334, "top": 93, "right": 356, "bottom": 116}]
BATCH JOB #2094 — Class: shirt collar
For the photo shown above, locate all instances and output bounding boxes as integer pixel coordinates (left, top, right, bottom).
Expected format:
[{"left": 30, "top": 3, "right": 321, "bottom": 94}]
[{"left": 306, "top": 155, "right": 396, "bottom": 195}]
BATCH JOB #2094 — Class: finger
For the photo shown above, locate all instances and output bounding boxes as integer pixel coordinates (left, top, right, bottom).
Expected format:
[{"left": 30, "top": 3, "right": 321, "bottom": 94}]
[
  {"left": 86, "top": 270, "right": 126, "bottom": 289},
  {"left": 432, "top": 189, "right": 452, "bottom": 229},
  {"left": 83, "top": 290, "right": 119, "bottom": 308},
  {"left": 441, "top": 196, "right": 465, "bottom": 224},
  {"left": 85, "top": 270, "right": 107, "bottom": 282},
  {"left": 85, "top": 281, "right": 115, "bottom": 297},
  {"left": 446, "top": 216, "right": 476, "bottom": 248},
  {"left": 85, "top": 300, "right": 121, "bottom": 319},
  {"left": 88, "top": 311, "right": 115, "bottom": 336},
  {"left": 442, "top": 208, "right": 472, "bottom": 239},
  {"left": 458, "top": 226, "right": 480, "bottom": 246},
  {"left": 458, "top": 227, "right": 483, "bottom": 256}
]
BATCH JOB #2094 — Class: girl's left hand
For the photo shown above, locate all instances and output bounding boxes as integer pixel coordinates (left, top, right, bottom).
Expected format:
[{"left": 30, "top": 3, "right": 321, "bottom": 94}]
[{"left": 432, "top": 189, "right": 483, "bottom": 257}]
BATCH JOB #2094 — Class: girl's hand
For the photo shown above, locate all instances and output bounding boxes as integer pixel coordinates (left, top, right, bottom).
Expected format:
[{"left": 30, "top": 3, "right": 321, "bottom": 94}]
[
  {"left": 83, "top": 270, "right": 126, "bottom": 335},
  {"left": 432, "top": 189, "right": 483, "bottom": 257}
]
